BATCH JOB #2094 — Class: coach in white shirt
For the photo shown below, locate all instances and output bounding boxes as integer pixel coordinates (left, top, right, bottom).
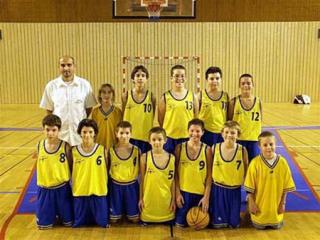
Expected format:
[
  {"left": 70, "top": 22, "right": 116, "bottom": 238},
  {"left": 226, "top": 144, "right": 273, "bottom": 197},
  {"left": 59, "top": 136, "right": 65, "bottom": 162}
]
[{"left": 40, "top": 55, "right": 97, "bottom": 146}]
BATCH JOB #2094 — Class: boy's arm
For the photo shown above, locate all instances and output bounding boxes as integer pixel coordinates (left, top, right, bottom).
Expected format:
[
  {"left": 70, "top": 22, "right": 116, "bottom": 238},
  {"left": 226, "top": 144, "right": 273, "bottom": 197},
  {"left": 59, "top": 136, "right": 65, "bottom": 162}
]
[
  {"left": 151, "top": 92, "right": 156, "bottom": 119},
  {"left": 65, "top": 143, "right": 73, "bottom": 173},
  {"left": 193, "top": 93, "right": 199, "bottom": 117},
  {"left": 121, "top": 91, "right": 128, "bottom": 116},
  {"left": 106, "top": 148, "right": 111, "bottom": 174},
  {"left": 242, "top": 146, "right": 249, "bottom": 179},
  {"left": 198, "top": 145, "right": 212, "bottom": 212},
  {"left": 170, "top": 169, "right": 176, "bottom": 212},
  {"left": 227, "top": 97, "right": 235, "bottom": 120},
  {"left": 138, "top": 153, "right": 147, "bottom": 212},
  {"left": 278, "top": 192, "right": 287, "bottom": 214},
  {"left": 247, "top": 193, "right": 260, "bottom": 215},
  {"left": 174, "top": 144, "right": 184, "bottom": 208},
  {"left": 197, "top": 91, "right": 202, "bottom": 112},
  {"left": 104, "top": 148, "right": 109, "bottom": 172},
  {"left": 158, "top": 94, "right": 166, "bottom": 127}
]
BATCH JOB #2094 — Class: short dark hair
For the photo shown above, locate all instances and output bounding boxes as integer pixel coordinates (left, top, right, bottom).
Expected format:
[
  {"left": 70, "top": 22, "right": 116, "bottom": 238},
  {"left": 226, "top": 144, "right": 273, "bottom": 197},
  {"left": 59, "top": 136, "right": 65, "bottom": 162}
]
[
  {"left": 77, "top": 119, "right": 99, "bottom": 135},
  {"left": 42, "top": 114, "right": 62, "bottom": 129},
  {"left": 239, "top": 73, "right": 254, "bottom": 86},
  {"left": 98, "top": 83, "right": 115, "bottom": 103},
  {"left": 116, "top": 121, "right": 132, "bottom": 131},
  {"left": 131, "top": 65, "right": 149, "bottom": 80},
  {"left": 221, "top": 120, "right": 241, "bottom": 136},
  {"left": 205, "top": 66, "right": 222, "bottom": 79},
  {"left": 258, "top": 131, "right": 275, "bottom": 144},
  {"left": 149, "top": 126, "right": 167, "bottom": 140},
  {"left": 170, "top": 65, "right": 186, "bottom": 76},
  {"left": 188, "top": 118, "right": 204, "bottom": 131}
]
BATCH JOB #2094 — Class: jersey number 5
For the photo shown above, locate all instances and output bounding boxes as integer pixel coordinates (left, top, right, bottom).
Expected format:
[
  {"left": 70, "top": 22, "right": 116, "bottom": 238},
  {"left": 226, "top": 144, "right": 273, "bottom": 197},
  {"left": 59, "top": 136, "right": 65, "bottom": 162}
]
[{"left": 168, "top": 170, "right": 174, "bottom": 179}]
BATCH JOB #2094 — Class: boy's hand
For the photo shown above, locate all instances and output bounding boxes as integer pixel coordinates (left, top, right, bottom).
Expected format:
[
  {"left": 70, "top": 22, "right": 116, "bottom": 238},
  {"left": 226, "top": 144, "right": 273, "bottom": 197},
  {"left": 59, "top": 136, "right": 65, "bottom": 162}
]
[
  {"left": 248, "top": 200, "right": 260, "bottom": 215},
  {"left": 278, "top": 202, "right": 285, "bottom": 214},
  {"left": 176, "top": 193, "right": 184, "bottom": 209},
  {"left": 138, "top": 199, "right": 144, "bottom": 212},
  {"left": 198, "top": 196, "right": 209, "bottom": 213},
  {"left": 170, "top": 200, "right": 176, "bottom": 212}
]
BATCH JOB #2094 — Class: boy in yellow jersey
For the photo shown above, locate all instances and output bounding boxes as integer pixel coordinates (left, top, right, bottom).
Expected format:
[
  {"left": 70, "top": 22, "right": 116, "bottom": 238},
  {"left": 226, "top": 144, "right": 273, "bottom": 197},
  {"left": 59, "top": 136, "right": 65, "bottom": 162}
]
[
  {"left": 122, "top": 65, "right": 155, "bottom": 153},
  {"left": 198, "top": 66, "right": 229, "bottom": 146},
  {"left": 36, "top": 114, "right": 73, "bottom": 229},
  {"left": 228, "top": 73, "right": 262, "bottom": 161},
  {"left": 158, "top": 65, "right": 199, "bottom": 154},
  {"left": 139, "top": 127, "right": 176, "bottom": 224},
  {"left": 210, "top": 121, "right": 248, "bottom": 228},
  {"left": 175, "top": 119, "right": 212, "bottom": 227},
  {"left": 70, "top": 119, "right": 109, "bottom": 228},
  {"left": 91, "top": 83, "right": 122, "bottom": 150},
  {"left": 108, "top": 121, "right": 140, "bottom": 223},
  {"left": 244, "top": 131, "right": 295, "bottom": 229}
]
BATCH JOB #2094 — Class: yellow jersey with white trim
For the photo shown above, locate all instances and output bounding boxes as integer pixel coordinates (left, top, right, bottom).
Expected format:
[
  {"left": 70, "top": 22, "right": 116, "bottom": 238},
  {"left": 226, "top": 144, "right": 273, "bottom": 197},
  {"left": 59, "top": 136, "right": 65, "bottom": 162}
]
[
  {"left": 244, "top": 154, "right": 295, "bottom": 226},
  {"left": 163, "top": 90, "right": 194, "bottom": 139},
  {"left": 232, "top": 96, "right": 262, "bottom": 141},
  {"left": 91, "top": 105, "right": 122, "bottom": 149},
  {"left": 212, "top": 143, "right": 245, "bottom": 188},
  {"left": 198, "top": 90, "right": 228, "bottom": 133},
  {"left": 123, "top": 90, "right": 154, "bottom": 141},
  {"left": 141, "top": 151, "right": 175, "bottom": 222},
  {"left": 72, "top": 144, "right": 108, "bottom": 196},
  {"left": 178, "top": 142, "right": 208, "bottom": 194},
  {"left": 109, "top": 146, "right": 139, "bottom": 183},
  {"left": 37, "top": 140, "right": 70, "bottom": 188}
]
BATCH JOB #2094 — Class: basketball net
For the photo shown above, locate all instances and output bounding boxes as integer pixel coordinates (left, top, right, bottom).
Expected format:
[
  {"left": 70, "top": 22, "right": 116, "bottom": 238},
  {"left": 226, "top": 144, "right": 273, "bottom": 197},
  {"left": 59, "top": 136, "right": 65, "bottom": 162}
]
[{"left": 145, "top": 2, "right": 162, "bottom": 21}]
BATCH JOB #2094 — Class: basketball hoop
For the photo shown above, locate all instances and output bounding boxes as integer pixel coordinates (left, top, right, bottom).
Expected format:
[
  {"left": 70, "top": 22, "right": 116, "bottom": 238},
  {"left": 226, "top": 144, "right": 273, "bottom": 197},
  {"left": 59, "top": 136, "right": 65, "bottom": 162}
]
[
  {"left": 146, "top": 2, "right": 162, "bottom": 20},
  {"left": 141, "top": 0, "right": 168, "bottom": 21}
]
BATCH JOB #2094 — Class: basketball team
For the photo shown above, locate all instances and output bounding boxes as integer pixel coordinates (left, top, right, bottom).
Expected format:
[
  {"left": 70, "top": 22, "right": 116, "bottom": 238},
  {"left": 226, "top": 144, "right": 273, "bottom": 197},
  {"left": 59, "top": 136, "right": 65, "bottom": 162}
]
[{"left": 35, "top": 56, "right": 295, "bottom": 231}]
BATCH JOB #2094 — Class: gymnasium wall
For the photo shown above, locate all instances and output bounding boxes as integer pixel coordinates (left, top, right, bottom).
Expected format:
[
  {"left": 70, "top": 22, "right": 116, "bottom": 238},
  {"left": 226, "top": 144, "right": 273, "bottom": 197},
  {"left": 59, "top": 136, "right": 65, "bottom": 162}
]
[
  {"left": 0, "top": 0, "right": 320, "bottom": 22},
  {"left": 0, "top": 22, "right": 319, "bottom": 104}
]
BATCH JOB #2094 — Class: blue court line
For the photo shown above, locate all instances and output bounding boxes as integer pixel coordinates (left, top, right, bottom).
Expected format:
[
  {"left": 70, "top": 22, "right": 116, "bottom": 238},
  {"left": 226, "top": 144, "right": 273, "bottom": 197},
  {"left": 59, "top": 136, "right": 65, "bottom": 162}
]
[{"left": 0, "top": 127, "right": 41, "bottom": 131}]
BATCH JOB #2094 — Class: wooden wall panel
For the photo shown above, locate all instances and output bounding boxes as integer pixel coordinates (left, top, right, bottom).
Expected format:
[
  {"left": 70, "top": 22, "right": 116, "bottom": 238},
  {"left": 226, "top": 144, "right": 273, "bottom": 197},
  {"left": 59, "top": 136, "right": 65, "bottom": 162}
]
[
  {"left": 0, "top": 22, "right": 319, "bottom": 104},
  {"left": 0, "top": 0, "right": 320, "bottom": 22}
]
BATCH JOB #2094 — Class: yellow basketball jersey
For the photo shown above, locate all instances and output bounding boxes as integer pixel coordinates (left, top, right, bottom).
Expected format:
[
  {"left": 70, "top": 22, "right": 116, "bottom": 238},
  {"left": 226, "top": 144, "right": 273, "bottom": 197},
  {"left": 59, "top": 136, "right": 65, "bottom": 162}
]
[
  {"left": 232, "top": 96, "right": 262, "bottom": 141},
  {"left": 198, "top": 90, "right": 229, "bottom": 133},
  {"left": 141, "top": 151, "right": 175, "bottom": 222},
  {"left": 244, "top": 154, "right": 295, "bottom": 226},
  {"left": 178, "top": 142, "right": 208, "bottom": 194},
  {"left": 91, "top": 105, "right": 122, "bottom": 150},
  {"left": 109, "top": 146, "right": 139, "bottom": 183},
  {"left": 72, "top": 144, "right": 108, "bottom": 196},
  {"left": 37, "top": 140, "right": 70, "bottom": 188},
  {"left": 163, "top": 90, "right": 194, "bottom": 139},
  {"left": 212, "top": 143, "right": 245, "bottom": 188},
  {"left": 123, "top": 90, "right": 154, "bottom": 141}
]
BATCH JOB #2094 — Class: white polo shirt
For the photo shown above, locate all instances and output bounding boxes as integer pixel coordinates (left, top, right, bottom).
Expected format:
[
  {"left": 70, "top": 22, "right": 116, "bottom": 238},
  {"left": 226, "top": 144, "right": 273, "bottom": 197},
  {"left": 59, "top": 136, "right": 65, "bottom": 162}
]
[{"left": 40, "top": 75, "right": 97, "bottom": 146}]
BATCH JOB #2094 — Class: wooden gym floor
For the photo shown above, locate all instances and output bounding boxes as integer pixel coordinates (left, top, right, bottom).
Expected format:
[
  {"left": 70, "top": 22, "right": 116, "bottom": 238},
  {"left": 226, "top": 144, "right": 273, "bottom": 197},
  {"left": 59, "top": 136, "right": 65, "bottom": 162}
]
[{"left": 0, "top": 103, "right": 319, "bottom": 240}]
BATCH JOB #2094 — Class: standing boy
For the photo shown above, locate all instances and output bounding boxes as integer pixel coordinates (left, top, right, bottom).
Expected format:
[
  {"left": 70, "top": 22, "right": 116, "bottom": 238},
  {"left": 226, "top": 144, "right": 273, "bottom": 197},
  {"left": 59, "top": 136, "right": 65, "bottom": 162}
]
[
  {"left": 36, "top": 114, "right": 73, "bottom": 229},
  {"left": 158, "top": 65, "right": 199, "bottom": 154},
  {"left": 108, "top": 121, "right": 140, "bottom": 223},
  {"left": 228, "top": 73, "right": 262, "bottom": 161},
  {"left": 244, "top": 131, "right": 295, "bottom": 229}
]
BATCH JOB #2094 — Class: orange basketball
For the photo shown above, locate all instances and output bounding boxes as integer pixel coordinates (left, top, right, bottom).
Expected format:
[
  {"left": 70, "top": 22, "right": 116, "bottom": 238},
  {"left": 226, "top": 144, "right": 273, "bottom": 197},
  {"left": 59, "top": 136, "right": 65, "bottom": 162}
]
[{"left": 186, "top": 206, "right": 210, "bottom": 230}]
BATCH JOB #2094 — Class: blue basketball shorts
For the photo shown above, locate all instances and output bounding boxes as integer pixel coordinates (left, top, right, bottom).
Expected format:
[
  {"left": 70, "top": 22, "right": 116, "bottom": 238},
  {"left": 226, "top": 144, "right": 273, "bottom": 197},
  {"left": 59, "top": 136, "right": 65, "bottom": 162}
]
[
  {"left": 163, "top": 137, "right": 189, "bottom": 154},
  {"left": 201, "top": 130, "right": 223, "bottom": 147},
  {"left": 237, "top": 140, "right": 260, "bottom": 162},
  {"left": 130, "top": 138, "right": 151, "bottom": 154},
  {"left": 109, "top": 180, "right": 139, "bottom": 220},
  {"left": 175, "top": 190, "right": 203, "bottom": 227},
  {"left": 210, "top": 183, "right": 241, "bottom": 228},
  {"left": 36, "top": 183, "right": 73, "bottom": 229},
  {"left": 73, "top": 195, "right": 109, "bottom": 228}
]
